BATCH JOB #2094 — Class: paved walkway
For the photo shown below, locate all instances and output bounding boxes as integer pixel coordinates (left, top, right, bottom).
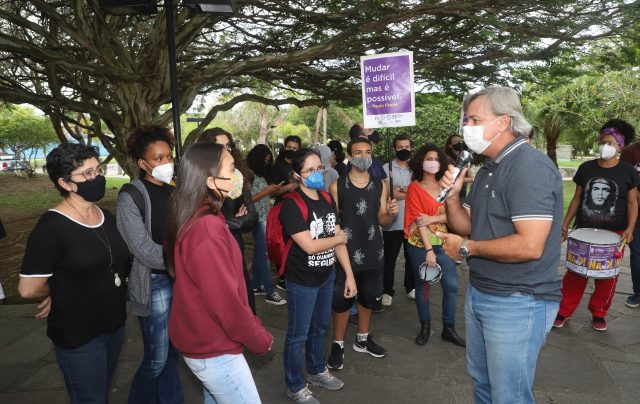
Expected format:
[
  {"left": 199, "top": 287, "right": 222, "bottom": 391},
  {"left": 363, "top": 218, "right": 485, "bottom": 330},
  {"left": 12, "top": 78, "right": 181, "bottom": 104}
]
[{"left": 1, "top": 254, "right": 640, "bottom": 403}]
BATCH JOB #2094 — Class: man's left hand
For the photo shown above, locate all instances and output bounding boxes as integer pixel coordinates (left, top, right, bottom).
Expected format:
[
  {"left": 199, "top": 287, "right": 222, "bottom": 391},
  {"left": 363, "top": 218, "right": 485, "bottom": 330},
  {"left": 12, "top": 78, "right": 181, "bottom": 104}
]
[
  {"left": 623, "top": 228, "right": 634, "bottom": 244},
  {"left": 436, "top": 231, "right": 463, "bottom": 260}
]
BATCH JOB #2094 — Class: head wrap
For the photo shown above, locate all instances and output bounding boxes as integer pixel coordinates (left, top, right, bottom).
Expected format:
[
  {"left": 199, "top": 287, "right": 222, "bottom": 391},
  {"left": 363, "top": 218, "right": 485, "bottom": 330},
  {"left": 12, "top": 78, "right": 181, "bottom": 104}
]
[{"left": 600, "top": 127, "right": 625, "bottom": 148}]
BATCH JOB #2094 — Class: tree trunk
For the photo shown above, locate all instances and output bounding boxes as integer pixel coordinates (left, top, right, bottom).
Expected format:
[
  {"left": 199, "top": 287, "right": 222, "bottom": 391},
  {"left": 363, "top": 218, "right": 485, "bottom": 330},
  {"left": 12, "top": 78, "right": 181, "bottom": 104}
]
[
  {"left": 322, "top": 107, "right": 327, "bottom": 144},
  {"left": 313, "top": 108, "right": 322, "bottom": 145},
  {"left": 543, "top": 113, "right": 561, "bottom": 167},
  {"left": 258, "top": 108, "right": 268, "bottom": 144}
]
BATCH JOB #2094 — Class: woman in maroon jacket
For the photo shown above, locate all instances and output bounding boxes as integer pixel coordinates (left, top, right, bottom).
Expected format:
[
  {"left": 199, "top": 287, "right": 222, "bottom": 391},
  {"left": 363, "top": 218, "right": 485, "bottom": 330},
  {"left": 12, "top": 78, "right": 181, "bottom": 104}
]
[{"left": 165, "top": 142, "right": 273, "bottom": 403}]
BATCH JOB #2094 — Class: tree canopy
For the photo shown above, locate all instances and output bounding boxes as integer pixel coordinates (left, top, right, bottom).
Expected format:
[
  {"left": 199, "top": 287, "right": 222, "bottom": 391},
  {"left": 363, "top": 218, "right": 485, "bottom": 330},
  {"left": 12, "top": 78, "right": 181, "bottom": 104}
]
[{"left": 0, "top": 0, "right": 637, "bottom": 174}]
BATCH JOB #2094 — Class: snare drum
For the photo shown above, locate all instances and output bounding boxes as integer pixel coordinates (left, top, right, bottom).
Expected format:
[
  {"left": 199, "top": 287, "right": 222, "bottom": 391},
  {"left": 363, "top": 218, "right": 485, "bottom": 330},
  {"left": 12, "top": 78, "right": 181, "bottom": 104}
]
[
  {"left": 565, "top": 228, "right": 622, "bottom": 278},
  {"left": 418, "top": 263, "right": 442, "bottom": 284}
]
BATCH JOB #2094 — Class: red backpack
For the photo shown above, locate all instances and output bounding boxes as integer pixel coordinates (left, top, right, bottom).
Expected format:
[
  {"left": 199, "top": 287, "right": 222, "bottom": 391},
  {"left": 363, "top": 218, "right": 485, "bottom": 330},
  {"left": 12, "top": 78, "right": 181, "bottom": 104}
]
[{"left": 266, "top": 190, "right": 332, "bottom": 275}]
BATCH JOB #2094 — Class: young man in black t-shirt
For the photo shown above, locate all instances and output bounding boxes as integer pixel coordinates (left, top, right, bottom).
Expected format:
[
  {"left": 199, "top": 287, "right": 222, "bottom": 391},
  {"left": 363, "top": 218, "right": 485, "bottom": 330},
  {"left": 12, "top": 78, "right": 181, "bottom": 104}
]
[{"left": 327, "top": 138, "right": 399, "bottom": 370}]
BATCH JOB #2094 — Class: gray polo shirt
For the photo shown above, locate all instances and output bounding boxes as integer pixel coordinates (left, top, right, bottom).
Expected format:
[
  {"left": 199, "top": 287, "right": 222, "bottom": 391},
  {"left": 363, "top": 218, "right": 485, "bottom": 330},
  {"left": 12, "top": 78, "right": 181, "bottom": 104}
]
[
  {"left": 463, "top": 137, "right": 562, "bottom": 301},
  {"left": 383, "top": 159, "right": 412, "bottom": 231}
]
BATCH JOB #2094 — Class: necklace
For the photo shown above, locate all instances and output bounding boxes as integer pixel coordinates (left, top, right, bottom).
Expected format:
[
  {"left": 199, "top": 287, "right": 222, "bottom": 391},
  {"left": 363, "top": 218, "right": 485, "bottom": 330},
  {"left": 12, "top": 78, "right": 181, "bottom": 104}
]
[
  {"left": 349, "top": 173, "right": 369, "bottom": 185},
  {"left": 66, "top": 199, "right": 121, "bottom": 288}
]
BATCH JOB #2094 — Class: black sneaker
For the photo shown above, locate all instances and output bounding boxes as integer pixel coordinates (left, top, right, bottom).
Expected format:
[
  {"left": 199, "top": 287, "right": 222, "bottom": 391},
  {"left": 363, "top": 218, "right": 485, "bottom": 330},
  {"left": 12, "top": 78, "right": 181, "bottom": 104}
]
[
  {"left": 353, "top": 334, "right": 386, "bottom": 358},
  {"left": 277, "top": 279, "right": 287, "bottom": 291},
  {"left": 265, "top": 291, "right": 287, "bottom": 306},
  {"left": 326, "top": 343, "right": 344, "bottom": 370},
  {"left": 253, "top": 285, "right": 266, "bottom": 296}
]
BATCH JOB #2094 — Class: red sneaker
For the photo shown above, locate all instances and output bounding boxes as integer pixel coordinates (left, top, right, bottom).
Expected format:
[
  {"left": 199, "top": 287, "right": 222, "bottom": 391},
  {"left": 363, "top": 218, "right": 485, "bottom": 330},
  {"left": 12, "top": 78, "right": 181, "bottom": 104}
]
[
  {"left": 553, "top": 315, "right": 569, "bottom": 328},
  {"left": 592, "top": 317, "right": 608, "bottom": 331}
]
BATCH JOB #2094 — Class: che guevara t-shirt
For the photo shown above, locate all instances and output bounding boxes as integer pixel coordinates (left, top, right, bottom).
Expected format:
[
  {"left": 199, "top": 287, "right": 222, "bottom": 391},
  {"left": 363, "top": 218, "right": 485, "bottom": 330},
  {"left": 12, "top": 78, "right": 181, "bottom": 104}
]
[{"left": 280, "top": 189, "right": 339, "bottom": 287}]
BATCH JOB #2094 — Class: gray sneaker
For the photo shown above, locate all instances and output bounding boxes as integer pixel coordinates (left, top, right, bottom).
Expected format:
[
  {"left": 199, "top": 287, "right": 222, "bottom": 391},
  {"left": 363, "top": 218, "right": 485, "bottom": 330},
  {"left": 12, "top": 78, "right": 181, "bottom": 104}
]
[
  {"left": 287, "top": 385, "right": 319, "bottom": 403},
  {"left": 307, "top": 369, "right": 344, "bottom": 391}
]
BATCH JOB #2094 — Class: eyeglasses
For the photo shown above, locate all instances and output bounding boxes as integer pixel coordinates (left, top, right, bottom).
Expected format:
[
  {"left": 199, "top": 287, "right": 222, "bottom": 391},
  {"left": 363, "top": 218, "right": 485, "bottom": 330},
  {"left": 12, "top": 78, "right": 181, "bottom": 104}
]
[
  {"left": 300, "top": 165, "right": 325, "bottom": 175},
  {"left": 70, "top": 165, "right": 107, "bottom": 181},
  {"left": 223, "top": 141, "right": 236, "bottom": 151}
]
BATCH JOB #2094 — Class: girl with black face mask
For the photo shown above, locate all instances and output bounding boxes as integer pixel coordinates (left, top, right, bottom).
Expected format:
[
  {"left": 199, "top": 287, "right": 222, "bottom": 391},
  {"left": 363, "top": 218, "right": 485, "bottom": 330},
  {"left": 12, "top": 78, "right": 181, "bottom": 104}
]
[{"left": 19, "top": 143, "right": 128, "bottom": 404}]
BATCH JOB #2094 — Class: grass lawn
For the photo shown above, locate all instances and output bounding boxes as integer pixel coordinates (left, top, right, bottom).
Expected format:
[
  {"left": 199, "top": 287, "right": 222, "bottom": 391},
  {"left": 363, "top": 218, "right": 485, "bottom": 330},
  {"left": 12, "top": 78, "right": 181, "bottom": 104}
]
[
  {"left": 557, "top": 160, "right": 585, "bottom": 168},
  {"left": 0, "top": 174, "right": 130, "bottom": 212},
  {"left": 562, "top": 180, "right": 576, "bottom": 215}
]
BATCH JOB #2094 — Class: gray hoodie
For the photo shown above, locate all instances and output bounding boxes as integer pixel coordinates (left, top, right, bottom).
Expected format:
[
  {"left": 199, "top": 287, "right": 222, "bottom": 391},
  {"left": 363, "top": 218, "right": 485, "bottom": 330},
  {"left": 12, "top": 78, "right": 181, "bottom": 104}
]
[{"left": 315, "top": 144, "right": 340, "bottom": 192}]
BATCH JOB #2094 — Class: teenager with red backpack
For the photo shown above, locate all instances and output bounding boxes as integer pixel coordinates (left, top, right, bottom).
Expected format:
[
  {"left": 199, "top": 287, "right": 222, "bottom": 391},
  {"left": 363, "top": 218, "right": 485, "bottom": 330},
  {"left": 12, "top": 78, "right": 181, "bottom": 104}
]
[{"left": 277, "top": 148, "right": 356, "bottom": 404}]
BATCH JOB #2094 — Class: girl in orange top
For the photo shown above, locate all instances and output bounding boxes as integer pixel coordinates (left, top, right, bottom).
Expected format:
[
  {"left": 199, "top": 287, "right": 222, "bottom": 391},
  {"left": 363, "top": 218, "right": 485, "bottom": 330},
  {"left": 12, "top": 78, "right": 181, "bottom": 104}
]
[{"left": 404, "top": 143, "right": 465, "bottom": 347}]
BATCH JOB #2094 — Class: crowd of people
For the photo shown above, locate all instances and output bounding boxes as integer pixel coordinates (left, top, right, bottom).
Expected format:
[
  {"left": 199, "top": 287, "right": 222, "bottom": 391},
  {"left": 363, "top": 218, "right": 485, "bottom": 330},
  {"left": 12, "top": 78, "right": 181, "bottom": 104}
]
[{"left": 16, "top": 85, "right": 639, "bottom": 404}]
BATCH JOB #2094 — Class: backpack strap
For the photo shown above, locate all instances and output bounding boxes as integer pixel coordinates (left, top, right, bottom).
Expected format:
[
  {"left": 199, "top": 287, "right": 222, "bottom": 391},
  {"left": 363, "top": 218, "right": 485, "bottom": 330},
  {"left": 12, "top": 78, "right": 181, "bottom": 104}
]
[
  {"left": 279, "top": 191, "right": 308, "bottom": 275},
  {"left": 119, "top": 183, "right": 145, "bottom": 223}
]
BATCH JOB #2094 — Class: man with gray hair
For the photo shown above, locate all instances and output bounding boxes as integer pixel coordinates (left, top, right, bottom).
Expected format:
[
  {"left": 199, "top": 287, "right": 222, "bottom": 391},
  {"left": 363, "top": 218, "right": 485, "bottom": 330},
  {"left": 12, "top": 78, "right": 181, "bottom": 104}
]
[{"left": 437, "top": 86, "right": 562, "bottom": 403}]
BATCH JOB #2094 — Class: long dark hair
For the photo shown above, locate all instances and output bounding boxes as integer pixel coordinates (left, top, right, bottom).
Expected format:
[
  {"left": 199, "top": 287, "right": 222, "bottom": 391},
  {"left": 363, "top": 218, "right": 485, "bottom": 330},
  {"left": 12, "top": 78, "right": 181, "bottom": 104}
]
[
  {"left": 164, "top": 143, "right": 226, "bottom": 278},
  {"left": 410, "top": 143, "right": 448, "bottom": 182},
  {"left": 197, "top": 127, "right": 250, "bottom": 182},
  {"left": 246, "top": 144, "right": 273, "bottom": 182},
  {"left": 443, "top": 134, "right": 461, "bottom": 164}
]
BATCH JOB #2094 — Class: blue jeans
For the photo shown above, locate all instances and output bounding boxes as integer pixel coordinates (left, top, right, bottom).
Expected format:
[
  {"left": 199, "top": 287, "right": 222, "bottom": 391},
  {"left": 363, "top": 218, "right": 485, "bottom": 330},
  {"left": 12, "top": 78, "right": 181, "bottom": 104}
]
[
  {"left": 465, "top": 284, "right": 559, "bottom": 404},
  {"left": 284, "top": 271, "right": 335, "bottom": 392},
  {"left": 407, "top": 244, "right": 458, "bottom": 324},
  {"left": 54, "top": 326, "right": 125, "bottom": 404},
  {"left": 251, "top": 221, "right": 276, "bottom": 295},
  {"left": 629, "top": 219, "right": 640, "bottom": 295},
  {"left": 129, "top": 273, "right": 183, "bottom": 404},
  {"left": 184, "top": 354, "right": 261, "bottom": 404}
]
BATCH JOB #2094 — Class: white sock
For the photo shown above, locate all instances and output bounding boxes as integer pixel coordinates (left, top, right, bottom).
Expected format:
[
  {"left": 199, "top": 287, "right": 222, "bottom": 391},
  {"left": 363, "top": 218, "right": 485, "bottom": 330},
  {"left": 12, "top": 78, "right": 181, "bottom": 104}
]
[
  {"left": 356, "top": 332, "right": 369, "bottom": 342},
  {"left": 333, "top": 340, "right": 344, "bottom": 348}
]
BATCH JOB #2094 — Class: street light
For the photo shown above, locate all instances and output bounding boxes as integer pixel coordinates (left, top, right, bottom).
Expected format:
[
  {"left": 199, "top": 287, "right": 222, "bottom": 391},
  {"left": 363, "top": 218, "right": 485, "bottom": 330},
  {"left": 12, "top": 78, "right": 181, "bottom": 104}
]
[
  {"left": 183, "top": 0, "right": 236, "bottom": 13},
  {"left": 98, "top": 0, "right": 236, "bottom": 161},
  {"left": 97, "top": 0, "right": 158, "bottom": 15}
]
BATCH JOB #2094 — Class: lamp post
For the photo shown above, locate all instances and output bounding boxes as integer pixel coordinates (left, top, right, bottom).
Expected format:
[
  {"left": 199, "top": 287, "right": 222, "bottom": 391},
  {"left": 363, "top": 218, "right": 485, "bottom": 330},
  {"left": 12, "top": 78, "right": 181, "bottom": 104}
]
[{"left": 98, "top": 0, "right": 236, "bottom": 161}]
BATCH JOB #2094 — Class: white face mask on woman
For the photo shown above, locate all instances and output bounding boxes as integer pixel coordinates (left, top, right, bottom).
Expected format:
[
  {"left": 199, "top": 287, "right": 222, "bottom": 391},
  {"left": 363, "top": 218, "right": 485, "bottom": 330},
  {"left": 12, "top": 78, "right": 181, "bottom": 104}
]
[
  {"left": 422, "top": 161, "right": 440, "bottom": 174},
  {"left": 598, "top": 144, "right": 617, "bottom": 160},
  {"left": 146, "top": 162, "right": 174, "bottom": 184}
]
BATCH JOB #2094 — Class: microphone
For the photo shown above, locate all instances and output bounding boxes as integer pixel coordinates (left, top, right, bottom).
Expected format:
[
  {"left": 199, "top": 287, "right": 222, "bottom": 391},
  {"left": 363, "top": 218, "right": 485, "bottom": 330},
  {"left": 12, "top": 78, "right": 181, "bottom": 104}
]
[{"left": 436, "top": 149, "right": 474, "bottom": 203}]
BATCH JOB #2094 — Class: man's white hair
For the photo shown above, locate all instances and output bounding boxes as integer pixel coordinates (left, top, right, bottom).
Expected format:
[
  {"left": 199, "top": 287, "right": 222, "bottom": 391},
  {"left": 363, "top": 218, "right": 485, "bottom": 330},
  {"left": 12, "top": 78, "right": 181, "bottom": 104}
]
[{"left": 464, "top": 86, "right": 532, "bottom": 138}]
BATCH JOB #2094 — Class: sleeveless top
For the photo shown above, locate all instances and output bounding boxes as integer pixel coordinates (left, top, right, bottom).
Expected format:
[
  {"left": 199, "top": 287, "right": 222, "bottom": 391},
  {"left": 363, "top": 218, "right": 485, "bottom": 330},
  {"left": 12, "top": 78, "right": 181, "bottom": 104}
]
[{"left": 338, "top": 175, "right": 383, "bottom": 272}]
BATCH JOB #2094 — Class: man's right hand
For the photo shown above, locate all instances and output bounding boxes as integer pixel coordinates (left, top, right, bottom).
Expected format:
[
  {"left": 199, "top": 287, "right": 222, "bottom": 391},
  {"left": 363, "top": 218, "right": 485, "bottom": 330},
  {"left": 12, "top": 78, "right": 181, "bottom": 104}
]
[{"left": 439, "top": 165, "right": 467, "bottom": 200}]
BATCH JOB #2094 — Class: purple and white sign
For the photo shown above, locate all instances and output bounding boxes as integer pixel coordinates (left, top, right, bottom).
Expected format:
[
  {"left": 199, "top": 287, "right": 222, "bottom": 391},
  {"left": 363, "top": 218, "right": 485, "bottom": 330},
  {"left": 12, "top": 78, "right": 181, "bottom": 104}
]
[{"left": 361, "top": 51, "right": 415, "bottom": 128}]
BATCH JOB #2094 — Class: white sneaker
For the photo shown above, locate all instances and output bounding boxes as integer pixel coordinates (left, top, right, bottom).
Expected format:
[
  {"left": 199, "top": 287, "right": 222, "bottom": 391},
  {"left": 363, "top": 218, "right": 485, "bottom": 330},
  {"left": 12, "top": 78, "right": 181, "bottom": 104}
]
[
  {"left": 407, "top": 289, "right": 416, "bottom": 300},
  {"left": 381, "top": 294, "right": 392, "bottom": 307}
]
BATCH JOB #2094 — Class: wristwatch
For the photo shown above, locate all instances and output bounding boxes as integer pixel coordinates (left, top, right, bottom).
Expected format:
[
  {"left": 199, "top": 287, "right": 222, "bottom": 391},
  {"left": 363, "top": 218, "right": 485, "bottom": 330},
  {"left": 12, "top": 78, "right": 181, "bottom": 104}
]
[{"left": 459, "top": 239, "right": 470, "bottom": 260}]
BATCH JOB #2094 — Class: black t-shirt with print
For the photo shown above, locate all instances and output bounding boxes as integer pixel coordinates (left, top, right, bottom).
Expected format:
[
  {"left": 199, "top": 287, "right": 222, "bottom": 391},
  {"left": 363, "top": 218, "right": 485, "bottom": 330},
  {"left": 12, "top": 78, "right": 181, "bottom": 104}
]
[
  {"left": 21, "top": 209, "right": 128, "bottom": 349},
  {"left": 574, "top": 159, "right": 639, "bottom": 231},
  {"left": 338, "top": 176, "right": 384, "bottom": 272},
  {"left": 280, "top": 189, "right": 339, "bottom": 287}
]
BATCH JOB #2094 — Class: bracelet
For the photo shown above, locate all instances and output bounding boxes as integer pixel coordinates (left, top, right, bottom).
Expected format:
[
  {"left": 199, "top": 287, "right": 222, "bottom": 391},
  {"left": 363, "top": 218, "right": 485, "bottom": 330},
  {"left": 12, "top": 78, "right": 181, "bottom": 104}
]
[{"left": 425, "top": 248, "right": 433, "bottom": 253}]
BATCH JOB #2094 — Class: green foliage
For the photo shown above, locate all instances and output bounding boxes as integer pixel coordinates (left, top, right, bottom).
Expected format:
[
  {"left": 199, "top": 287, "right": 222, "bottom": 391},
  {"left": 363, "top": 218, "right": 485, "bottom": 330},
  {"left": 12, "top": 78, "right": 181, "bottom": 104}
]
[{"left": 0, "top": 105, "right": 57, "bottom": 160}]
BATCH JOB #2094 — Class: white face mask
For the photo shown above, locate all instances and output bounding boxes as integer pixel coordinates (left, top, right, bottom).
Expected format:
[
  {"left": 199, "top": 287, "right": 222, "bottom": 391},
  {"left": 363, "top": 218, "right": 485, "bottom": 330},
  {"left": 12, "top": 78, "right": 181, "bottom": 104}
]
[
  {"left": 149, "top": 162, "right": 174, "bottom": 184},
  {"left": 462, "top": 117, "right": 502, "bottom": 155},
  {"left": 422, "top": 161, "right": 440, "bottom": 174},
  {"left": 598, "top": 144, "right": 617, "bottom": 160}
]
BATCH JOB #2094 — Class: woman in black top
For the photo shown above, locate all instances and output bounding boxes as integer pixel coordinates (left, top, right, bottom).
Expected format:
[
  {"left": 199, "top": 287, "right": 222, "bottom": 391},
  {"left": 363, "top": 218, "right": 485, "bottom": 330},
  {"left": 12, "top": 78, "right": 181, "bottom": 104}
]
[
  {"left": 197, "top": 128, "right": 259, "bottom": 313},
  {"left": 116, "top": 126, "right": 183, "bottom": 404},
  {"left": 280, "top": 148, "right": 356, "bottom": 402},
  {"left": 19, "top": 143, "right": 128, "bottom": 404}
]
